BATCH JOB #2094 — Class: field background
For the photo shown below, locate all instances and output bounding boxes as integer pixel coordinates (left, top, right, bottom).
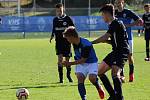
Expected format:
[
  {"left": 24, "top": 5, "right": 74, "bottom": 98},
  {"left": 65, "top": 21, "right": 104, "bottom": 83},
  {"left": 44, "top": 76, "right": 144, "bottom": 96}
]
[{"left": 0, "top": 34, "right": 150, "bottom": 100}]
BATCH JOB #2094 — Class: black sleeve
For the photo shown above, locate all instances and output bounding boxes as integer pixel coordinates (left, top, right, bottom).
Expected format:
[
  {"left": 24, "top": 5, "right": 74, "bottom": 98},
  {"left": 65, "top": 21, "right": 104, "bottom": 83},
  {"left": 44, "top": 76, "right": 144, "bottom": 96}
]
[
  {"left": 81, "top": 46, "right": 91, "bottom": 58},
  {"left": 67, "top": 16, "right": 75, "bottom": 26},
  {"left": 107, "top": 23, "right": 115, "bottom": 35},
  {"left": 51, "top": 18, "right": 56, "bottom": 37}
]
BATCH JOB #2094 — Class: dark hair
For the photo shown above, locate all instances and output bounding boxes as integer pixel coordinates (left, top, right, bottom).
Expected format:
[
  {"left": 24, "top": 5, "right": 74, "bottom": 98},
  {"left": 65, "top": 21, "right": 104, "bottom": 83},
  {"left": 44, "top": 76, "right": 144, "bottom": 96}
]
[
  {"left": 55, "top": 3, "right": 63, "bottom": 8},
  {"left": 99, "top": 4, "right": 114, "bottom": 16},
  {"left": 63, "top": 26, "right": 78, "bottom": 38},
  {"left": 144, "top": 4, "right": 150, "bottom": 8}
]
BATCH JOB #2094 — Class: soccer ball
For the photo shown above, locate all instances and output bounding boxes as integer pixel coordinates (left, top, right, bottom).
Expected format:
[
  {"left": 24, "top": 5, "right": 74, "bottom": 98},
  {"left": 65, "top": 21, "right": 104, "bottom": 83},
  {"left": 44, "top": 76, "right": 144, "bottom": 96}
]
[{"left": 16, "top": 88, "right": 29, "bottom": 100}]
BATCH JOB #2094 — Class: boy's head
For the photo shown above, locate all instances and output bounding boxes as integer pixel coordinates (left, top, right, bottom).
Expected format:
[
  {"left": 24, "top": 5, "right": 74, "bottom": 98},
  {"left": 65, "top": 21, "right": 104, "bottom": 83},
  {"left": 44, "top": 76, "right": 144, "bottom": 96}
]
[
  {"left": 99, "top": 4, "right": 115, "bottom": 23},
  {"left": 115, "top": 0, "right": 125, "bottom": 10},
  {"left": 144, "top": 4, "right": 150, "bottom": 13},
  {"left": 63, "top": 26, "right": 79, "bottom": 43},
  {"left": 55, "top": 3, "right": 64, "bottom": 17}
]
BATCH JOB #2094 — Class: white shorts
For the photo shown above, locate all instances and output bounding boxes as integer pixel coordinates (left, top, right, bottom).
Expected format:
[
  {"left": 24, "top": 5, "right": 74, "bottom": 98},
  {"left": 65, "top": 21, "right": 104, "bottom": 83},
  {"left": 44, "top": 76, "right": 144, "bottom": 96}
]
[
  {"left": 75, "top": 63, "right": 98, "bottom": 77},
  {"left": 128, "top": 40, "right": 133, "bottom": 54}
]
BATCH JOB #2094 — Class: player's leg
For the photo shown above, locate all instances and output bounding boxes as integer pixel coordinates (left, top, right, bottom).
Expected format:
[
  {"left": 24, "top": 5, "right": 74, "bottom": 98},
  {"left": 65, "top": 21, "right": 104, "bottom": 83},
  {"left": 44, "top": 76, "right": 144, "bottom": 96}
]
[
  {"left": 128, "top": 40, "right": 134, "bottom": 82},
  {"left": 88, "top": 63, "right": 105, "bottom": 99},
  {"left": 75, "top": 64, "right": 87, "bottom": 100},
  {"left": 98, "top": 61, "right": 116, "bottom": 100},
  {"left": 112, "top": 65, "right": 123, "bottom": 100},
  {"left": 57, "top": 54, "right": 63, "bottom": 83},
  {"left": 145, "top": 40, "right": 150, "bottom": 61},
  {"left": 65, "top": 57, "right": 73, "bottom": 82}
]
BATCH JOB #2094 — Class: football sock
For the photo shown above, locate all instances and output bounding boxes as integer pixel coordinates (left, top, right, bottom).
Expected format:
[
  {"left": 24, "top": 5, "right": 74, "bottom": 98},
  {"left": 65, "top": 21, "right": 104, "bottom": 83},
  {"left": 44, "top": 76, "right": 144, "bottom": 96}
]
[
  {"left": 112, "top": 76, "right": 123, "bottom": 100},
  {"left": 146, "top": 40, "right": 149, "bottom": 58},
  {"left": 92, "top": 77, "right": 100, "bottom": 90},
  {"left": 58, "top": 65, "right": 63, "bottom": 82},
  {"left": 100, "top": 74, "right": 115, "bottom": 98},
  {"left": 66, "top": 67, "right": 73, "bottom": 82},
  {"left": 78, "top": 83, "right": 87, "bottom": 100},
  {"left": 120, "top": 68, "right": 124, "bottom": 77},
  {"left": 129, "top": 64, "right": 134, "bottom": 75}
]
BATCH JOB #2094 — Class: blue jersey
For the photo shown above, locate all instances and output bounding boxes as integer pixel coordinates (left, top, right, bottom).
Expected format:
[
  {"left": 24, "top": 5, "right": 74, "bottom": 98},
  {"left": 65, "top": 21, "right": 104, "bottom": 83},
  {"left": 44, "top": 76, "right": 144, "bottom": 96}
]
[
  {"left": 73, "top": 38, "right": 98, "bottom": 63},
  {"left": 115, "top": 9, "right": 140, "bottom": 40}
]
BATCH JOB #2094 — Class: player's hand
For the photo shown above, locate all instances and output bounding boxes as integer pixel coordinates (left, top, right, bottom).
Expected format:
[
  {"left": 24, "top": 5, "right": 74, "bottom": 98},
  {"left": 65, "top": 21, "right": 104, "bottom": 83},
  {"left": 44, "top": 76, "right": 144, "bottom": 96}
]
[
  {"left": 62, "top": 61, "right": 71, "bottom": 67},
  {"left": 49, "top": 39, "right": 52, "bottom": 43}
]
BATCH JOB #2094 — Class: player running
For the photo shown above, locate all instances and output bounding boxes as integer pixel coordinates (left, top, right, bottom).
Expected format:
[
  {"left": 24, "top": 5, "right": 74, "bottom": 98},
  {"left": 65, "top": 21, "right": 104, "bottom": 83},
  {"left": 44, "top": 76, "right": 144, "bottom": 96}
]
[
  {"left": 92, "top": 4, "right": 129, "bottom": 100},
  {"left": 115, "top": 0, "right": 143, "bottom": 82},
  {"left": 62, "top": 26, "right": 105, "bottom": 100},
  {"left": 50, "top": 3, "right": 74, "bottom": 83},
  {"left": 142, "top": 4, "right": 150, "bottom": 61}
]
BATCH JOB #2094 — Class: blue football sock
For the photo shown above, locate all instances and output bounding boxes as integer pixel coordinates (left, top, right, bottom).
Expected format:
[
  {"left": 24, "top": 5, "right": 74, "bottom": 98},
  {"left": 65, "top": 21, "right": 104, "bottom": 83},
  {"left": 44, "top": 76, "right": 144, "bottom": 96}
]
[
  {"left": 92, "top": 78, "right": 100, "bottom": 90},
  {"left": 78, "top": 83, "right": 86, "bottom": 100}
]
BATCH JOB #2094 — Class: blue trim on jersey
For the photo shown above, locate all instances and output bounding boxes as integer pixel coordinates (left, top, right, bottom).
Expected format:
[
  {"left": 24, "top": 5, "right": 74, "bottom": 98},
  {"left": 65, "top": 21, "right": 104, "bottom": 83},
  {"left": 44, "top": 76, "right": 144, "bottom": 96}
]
[{"left": 74, "top": 38, "right": 98, "bottom": 63}]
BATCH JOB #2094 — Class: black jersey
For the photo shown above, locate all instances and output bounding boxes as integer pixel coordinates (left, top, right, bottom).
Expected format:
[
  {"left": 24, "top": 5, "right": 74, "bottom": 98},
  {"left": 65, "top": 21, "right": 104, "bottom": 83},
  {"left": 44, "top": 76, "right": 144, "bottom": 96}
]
[
  {"left": 142, "top": 12, "right": 150, "bottom": 29},
  {"left": 52, "top": 15, "right": 74, "bottom": 41},
  {"left": 107, "top": 18, "right": 129, "bottom": 52}
]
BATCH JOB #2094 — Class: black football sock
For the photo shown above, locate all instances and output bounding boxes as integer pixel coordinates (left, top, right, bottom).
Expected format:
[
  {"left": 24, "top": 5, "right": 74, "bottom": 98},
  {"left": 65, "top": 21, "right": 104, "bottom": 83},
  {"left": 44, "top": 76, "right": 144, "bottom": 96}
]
[
  {"left": 58, "top": 65, "right": 63, "bottom": 82},
  {"left": 78, "top": 83, "right": 87, "bottom": 100},
  {"left": 146, "top": 40, "right": 149, "bottom": 58},
  {"left": 100, "top": 74, "right": 115, "bottom": 98},
  {"left": 120, "top": 68, "right": 124, "bottom": 77},
  {"left": 129, "top": 64, "right": 134, "bottom": 75},
  {"left": 112, "top": 76, "right": 123, "bottom": 100},
  {"left": 66, "top": 67, "right": 73, "bottom": 82}
]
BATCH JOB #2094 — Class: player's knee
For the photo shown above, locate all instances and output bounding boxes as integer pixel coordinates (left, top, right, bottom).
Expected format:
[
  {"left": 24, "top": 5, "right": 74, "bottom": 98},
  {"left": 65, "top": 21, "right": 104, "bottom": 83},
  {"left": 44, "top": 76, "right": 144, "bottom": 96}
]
[
  {"left": 111, "top": 70, "right": 120, "bottom": 78},
  {"left": 89, "top": 74, "right": 97, "bottom": 83},
  {"left": 76, "top": 73, "right": 85, "bottom": 83}
]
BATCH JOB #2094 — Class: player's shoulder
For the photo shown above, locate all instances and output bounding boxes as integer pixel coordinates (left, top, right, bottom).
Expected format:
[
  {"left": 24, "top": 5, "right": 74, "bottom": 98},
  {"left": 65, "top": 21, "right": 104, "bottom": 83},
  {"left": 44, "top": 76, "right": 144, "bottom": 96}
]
[
  {"left": 80, "top": 38, "right": 92, "bottom": 47},
  {"left": 124, "top": 8, "right": 132, "bottom": 12},
  {"left": 65, "top": 15, "right": 72, "bottom": 20},
  {"left": 53, "top": 16, "right": 58, "bottom": 21}
]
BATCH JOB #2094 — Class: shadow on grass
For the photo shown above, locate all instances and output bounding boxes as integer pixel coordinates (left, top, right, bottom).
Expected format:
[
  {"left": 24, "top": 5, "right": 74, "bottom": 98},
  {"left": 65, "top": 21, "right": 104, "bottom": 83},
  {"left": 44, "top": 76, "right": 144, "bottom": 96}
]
[{"left": 0, "top": 82, "right": 92, "bottom": 91}]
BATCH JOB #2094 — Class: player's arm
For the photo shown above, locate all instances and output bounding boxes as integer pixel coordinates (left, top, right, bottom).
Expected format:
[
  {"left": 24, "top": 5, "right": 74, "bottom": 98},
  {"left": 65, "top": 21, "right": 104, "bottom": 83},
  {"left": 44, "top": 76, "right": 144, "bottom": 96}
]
[
  {"left": 62, "top": 46, "right": 91, "bottom": 66},
  {"left": 92, "top": 33, "right": 111, "bottom": 44},
  {"left": 50, "top": 19, "right": 55, "bottom": 43},
  {"left": 62, "top": 58, "right": 87, "bottom": 66},
  {"left": 126, "top": 11, "right": 143, "bottom": 27},
  {"left": 68, "top": 16, "right": 75, "bottom": 26}
]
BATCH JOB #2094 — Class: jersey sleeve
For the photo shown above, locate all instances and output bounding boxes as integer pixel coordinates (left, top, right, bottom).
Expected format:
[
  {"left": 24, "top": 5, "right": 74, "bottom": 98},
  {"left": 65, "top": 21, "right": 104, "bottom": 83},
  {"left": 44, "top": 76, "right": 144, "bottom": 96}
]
[
  {"left": 51, "top": 18, "right": 56, "bottom": 37},
  {"left": 67, "top": 16, "right": 75, "bottom": 26},
  {"left": 128, "top": 10, "right": 140, "bottom": 21},
  {"left": 107, "top": 23, "right": 115, "bottom": 35},
  {"left": 81, "top": 46, "right": 91, "bottom": 58}
]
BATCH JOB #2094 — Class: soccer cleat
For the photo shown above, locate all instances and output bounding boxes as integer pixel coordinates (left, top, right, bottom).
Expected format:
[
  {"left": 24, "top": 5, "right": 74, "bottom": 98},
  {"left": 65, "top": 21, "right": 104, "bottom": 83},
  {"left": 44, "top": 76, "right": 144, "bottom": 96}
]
[
  {"left": 129, "top": 73, "right": 134, "bottom": 82},
  {"left": 98, "top": 87, "right": 105, "bottom": 99},
  {"left": 59, "top": 80, "right": 63, "bottom": 83},
  {"left": 67, "top": 75, "right": 73, "bottom": 83},
  {"left": 145, "top": 58, "right": 150, "bottom": 61},
  {"left": 120, "top": 76, "right": 125, "bottom": 83}
]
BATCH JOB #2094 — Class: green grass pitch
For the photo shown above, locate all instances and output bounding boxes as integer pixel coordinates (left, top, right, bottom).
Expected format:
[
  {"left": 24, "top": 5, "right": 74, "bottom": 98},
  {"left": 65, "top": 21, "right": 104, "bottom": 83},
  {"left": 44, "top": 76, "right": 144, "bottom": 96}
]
[{"left": 0, "top": 36, "right": 150, "bottom": 100}]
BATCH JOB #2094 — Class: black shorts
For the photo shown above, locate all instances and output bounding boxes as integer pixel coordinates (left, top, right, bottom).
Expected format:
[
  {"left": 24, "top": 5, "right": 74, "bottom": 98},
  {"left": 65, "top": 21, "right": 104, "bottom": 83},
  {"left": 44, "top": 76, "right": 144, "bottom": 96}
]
[
  {"left": 103, "top": 51, "right": 129, "bottom": 68},
  {"left": 145, "top": 29, "right": 150, "bottom": 40},
  {"left": 55, "top": 40, "right": 71, "bottom": 57}
]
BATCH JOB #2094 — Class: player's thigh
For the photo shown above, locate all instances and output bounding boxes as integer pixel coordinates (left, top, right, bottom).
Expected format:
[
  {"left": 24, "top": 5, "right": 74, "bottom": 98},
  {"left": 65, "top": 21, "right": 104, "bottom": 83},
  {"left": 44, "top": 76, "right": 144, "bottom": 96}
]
[
  {"left": 98, "top": 61, "right": 111, "bottom": 76},
  {"left": 75, "top": 64, "right": 88, "bottom": 83},
  {"left": 128, "top": 40, "right": 133, "bottom": 54},
  {"left": 65, "top": 56, "right": 70, "bottom": 62},
  {"left": 111, "top": 65, "right": 122, "bottom": 77}
]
